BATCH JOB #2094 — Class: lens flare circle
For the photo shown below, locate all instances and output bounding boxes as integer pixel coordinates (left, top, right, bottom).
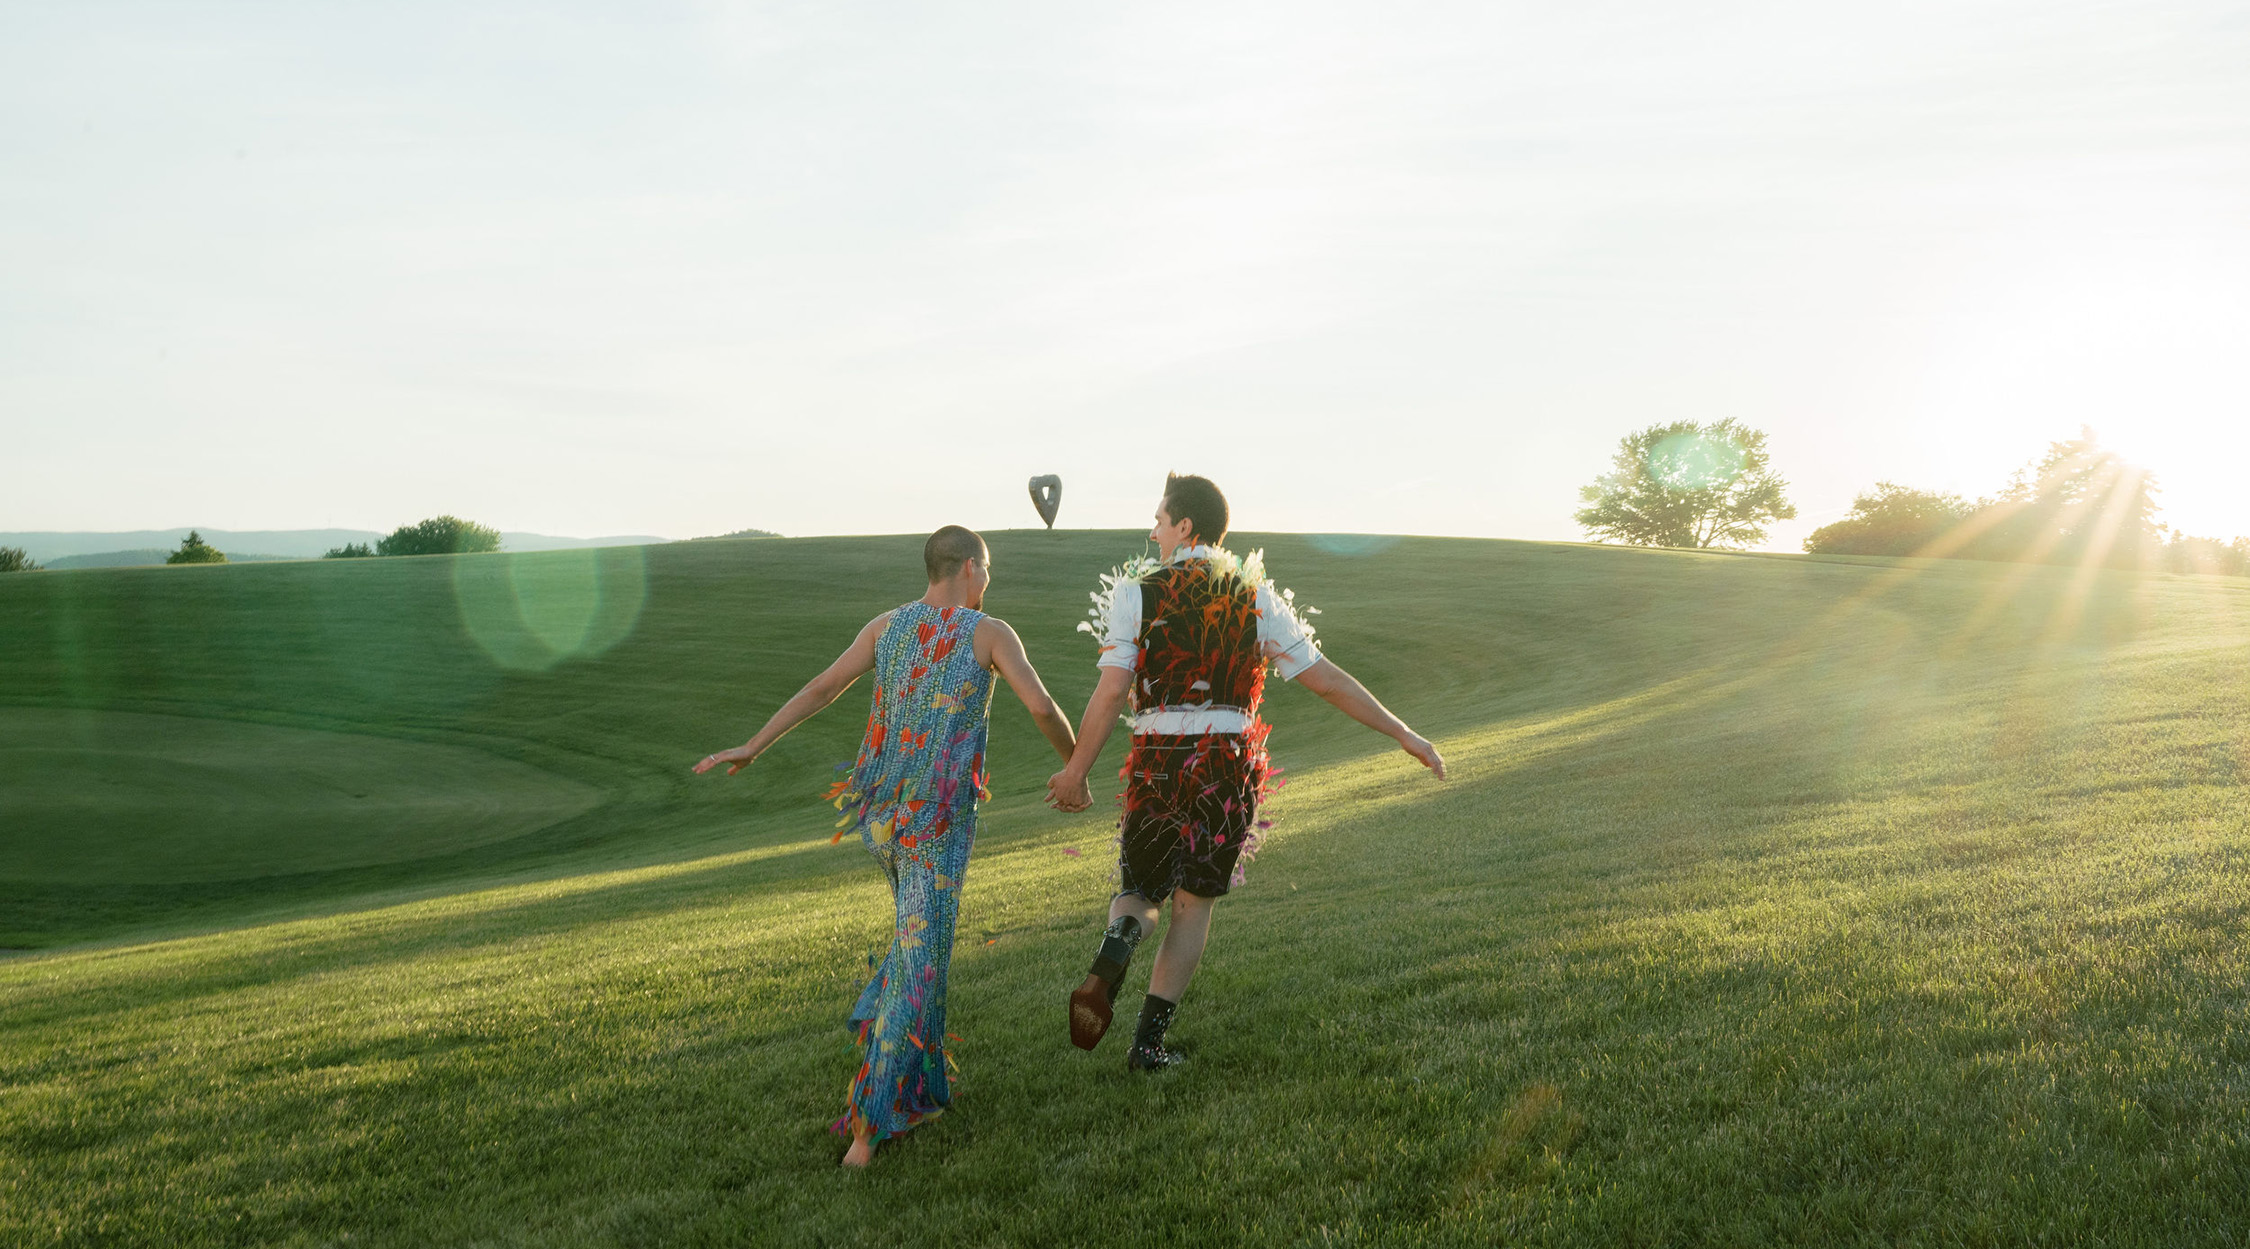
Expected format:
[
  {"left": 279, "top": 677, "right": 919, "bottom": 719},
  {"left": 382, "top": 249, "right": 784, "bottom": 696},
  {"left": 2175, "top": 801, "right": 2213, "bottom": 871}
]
[
  {"left": 1648, "top": 432, "right": 1746, "bottom": 489},
  {"left": 453, "top": 546, "right": 648, "bottom": 671},
  {"left": 1308, "top": 534, "right": 1401, "bottom": 557}
]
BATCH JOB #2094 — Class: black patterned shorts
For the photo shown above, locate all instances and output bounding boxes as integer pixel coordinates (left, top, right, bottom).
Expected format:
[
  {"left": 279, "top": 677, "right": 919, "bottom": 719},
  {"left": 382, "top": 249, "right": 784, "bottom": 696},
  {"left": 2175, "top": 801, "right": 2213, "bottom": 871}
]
[{"left": 1117, "top": 735, "right": 1261, "bottom": 902}]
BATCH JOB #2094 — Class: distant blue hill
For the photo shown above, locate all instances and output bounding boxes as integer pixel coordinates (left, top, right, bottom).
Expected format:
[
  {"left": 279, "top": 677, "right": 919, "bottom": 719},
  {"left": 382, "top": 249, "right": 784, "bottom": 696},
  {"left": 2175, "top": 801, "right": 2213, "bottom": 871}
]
[
  {"left": 45, "top": 549, "right": 296, "bottom": 569},
  {"left": 2, "top": 529, "right": 679, "bottom": 563}
]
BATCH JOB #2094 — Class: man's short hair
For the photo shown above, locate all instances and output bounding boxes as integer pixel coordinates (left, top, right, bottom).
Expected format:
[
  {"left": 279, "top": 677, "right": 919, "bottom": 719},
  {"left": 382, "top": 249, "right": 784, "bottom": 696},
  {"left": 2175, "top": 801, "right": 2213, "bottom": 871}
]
[
  {"left": 924, "top": 525, "right": 986, "bottom": 582},
  {"left": 1162, "top": 473, "right": 1229, "bottom": 545}
]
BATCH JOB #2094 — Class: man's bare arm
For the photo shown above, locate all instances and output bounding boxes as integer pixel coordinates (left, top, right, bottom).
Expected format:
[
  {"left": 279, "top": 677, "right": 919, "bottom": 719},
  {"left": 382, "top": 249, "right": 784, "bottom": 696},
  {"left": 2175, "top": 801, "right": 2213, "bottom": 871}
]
[
  {"left": 1294, "top": 657, "right": 1447, "bottom": 779},
  {"left": 1047, "top": 665, "right": 1132, "bottom": 809},
  {"left": 693, "top": 613, "right": 889, "bottom": 775},
  {"left": 978, "top": 618, "right": 1078, "bottom": 764}
]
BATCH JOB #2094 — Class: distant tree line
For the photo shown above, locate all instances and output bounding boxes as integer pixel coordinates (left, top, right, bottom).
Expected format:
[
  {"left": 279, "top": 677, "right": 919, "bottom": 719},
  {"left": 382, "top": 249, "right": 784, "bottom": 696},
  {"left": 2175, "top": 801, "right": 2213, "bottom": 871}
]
[
  {"left": 6, "top": 534, "right": 254, "bottom": 571},
  {"left": 1576, "top": 421, "right": 2247, "bottom": 577},
  {"left": 326, "top": 516, "right": 501, "bottom": 559},
  {"left": 1803, "top": 429, "right": 2247, "bottom": 576}
]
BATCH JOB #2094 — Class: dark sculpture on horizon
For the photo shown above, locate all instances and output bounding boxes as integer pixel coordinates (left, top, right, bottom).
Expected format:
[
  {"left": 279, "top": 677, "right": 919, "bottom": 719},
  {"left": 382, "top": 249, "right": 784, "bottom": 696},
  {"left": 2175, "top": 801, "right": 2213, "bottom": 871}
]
[{"left": 1028, "top": 474, "right": 1062, "bottom": 529}]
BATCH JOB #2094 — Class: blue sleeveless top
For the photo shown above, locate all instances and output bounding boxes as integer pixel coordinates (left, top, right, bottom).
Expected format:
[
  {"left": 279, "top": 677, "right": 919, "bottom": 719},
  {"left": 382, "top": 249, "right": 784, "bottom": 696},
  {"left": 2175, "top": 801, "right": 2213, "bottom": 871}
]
[{"left": 830, "top": 603, "right": 996, "bottom": 851}]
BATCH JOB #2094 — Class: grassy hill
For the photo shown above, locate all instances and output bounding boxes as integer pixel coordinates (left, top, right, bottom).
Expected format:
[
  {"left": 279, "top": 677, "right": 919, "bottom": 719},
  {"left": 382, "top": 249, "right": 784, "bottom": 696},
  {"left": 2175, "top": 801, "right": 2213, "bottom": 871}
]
[{"left": 3, "top": 534, "right": 2247, "bottom": 1245}]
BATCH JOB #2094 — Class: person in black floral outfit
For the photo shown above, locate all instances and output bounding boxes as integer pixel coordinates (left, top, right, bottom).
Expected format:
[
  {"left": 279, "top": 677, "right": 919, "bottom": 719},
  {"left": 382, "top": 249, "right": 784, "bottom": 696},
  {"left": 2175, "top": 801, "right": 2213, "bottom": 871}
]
[{"left": 1046, "top": 475, "right": 1446, "bottom": 1070}]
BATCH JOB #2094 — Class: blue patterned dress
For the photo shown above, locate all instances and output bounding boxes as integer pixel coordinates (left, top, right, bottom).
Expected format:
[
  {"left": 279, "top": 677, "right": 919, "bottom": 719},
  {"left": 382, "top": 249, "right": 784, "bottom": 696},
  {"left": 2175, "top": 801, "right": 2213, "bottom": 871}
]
[{"left": 826, "top": 602, "right": 995, "bottom": 1142}]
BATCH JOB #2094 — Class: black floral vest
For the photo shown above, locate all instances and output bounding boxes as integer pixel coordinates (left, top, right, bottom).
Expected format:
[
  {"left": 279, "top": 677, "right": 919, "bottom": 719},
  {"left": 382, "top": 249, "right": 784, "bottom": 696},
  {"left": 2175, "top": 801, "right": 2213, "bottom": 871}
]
[{"left": 1132, "top": 559, "right": 1266, "bottom": 718}]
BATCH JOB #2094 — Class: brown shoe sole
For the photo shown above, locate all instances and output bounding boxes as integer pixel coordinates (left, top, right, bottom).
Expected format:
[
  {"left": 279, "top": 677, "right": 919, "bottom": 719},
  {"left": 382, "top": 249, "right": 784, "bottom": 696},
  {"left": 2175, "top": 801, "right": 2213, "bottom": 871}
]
[{"left": 1069, "top": 974, "right": 1113, "bottom": 1050}]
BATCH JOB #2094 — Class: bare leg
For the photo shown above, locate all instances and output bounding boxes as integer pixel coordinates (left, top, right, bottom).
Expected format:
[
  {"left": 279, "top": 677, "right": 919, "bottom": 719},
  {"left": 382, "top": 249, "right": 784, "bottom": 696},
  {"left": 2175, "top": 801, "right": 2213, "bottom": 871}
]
[
  {"left": 841, "top": 1125, "right": 875, "bottom": 1168},
  {"left": 1147, "top": 889, "right": 1216, "bottom": 1002}
]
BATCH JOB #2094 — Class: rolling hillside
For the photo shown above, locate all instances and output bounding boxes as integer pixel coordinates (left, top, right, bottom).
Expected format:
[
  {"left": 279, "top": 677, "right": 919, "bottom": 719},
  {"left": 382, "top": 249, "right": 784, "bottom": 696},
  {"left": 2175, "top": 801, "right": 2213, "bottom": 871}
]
[{"left": 3, "top": 534, "right": 2247, "bottom": 1245}]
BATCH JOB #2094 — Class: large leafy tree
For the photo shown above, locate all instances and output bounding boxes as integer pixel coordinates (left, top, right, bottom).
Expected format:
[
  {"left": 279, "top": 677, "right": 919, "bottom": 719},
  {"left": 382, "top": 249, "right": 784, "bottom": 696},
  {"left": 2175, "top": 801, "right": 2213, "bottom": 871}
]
[
  {"left": 165, "top": 531, "right": 228, "bottom": 565},
  {"left": 1971, "top": 428, "right": 2162, "bottom": 568},
  {"left": 0, "top": 546, "right": 39, "bottom": 573},
  {"left": 1803, "top": 483, "right": 1972, "bottom": 556},
  {"left": 1575, "top": 419, "right": 1796, "bottom": 549},
  {"left": 376, "top": 516, "right": 502, "bottom": 557}
]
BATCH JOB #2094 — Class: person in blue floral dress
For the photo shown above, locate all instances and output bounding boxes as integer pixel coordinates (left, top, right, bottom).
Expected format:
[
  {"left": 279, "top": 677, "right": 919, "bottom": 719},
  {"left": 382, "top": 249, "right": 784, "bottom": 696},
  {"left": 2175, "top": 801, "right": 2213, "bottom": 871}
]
[{"left": 696, "top": 526, "right": 1080, "bottom": 1167}]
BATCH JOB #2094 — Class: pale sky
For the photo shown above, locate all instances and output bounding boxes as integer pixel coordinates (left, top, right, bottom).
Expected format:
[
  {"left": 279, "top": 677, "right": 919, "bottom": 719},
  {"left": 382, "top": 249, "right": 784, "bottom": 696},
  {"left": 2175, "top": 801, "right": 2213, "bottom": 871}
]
[{"left": 6, "top": 2, "right": 2248, "bottom": 548}]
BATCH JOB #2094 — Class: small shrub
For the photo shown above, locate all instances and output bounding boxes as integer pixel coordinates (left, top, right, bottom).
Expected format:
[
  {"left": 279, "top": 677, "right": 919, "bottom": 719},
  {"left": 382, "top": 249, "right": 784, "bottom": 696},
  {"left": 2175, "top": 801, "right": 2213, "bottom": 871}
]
[
  {"left": 165, "top": 532, "right": 228, "bottom": 565},
  {"left": 376, "top": 517, "right": 502, "bottom": 557},
  {"left": 1803, "top": 483, "right": 1972, "bottom": 556},
  {"left": 0, "top": 546, "right": 40, "bottom": 573},
  {"left": 324, "top": 543, "right": 376, "bottom": 559}
]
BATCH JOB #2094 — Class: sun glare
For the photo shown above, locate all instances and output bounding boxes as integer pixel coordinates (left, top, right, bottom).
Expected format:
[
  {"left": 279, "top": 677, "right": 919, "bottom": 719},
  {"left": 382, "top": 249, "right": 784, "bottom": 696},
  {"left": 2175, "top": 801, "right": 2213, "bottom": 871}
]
[{"left": 1918, "top": 210, "right": 2250, "bottom": 540}]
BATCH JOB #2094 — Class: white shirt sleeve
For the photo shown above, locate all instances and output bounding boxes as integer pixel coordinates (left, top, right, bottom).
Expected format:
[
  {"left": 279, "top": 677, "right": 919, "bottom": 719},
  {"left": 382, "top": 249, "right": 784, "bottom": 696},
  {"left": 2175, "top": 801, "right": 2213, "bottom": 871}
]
[
  {"left": 1256, "top": 580, "right": 1322, "bottom": 681},
  {"left": 1096, "top": 580, "right": 1143, "bottom": 672}
]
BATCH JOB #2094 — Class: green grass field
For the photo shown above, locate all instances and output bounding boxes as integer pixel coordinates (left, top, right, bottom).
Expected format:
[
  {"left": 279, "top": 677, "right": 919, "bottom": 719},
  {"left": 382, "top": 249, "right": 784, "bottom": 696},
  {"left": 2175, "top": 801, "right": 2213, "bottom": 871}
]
[{"left": 4, "top": 533, "right": 2248, "bottom": 1245}]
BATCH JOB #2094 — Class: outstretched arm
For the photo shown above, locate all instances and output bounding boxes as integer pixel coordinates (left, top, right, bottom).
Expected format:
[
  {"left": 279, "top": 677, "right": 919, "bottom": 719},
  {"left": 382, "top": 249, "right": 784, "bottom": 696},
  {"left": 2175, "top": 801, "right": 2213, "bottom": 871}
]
[
  {"left": 1294, "top": 657, "right": 1447, "bottom": 779},
  {"left": 978, "top": 618, "right": 1078, "bottom": 764},
  {"left": 693, "top": 613, "right": 888, "bottom": 776},
  {"left": 1046, "top": 665, "right": 1132, "bottom": 811}
]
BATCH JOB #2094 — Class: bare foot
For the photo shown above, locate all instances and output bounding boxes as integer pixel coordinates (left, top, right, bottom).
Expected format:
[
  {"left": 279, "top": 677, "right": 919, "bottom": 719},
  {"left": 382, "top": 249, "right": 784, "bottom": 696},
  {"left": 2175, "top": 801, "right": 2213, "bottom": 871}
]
[{"left": 841, "top": 1131, "right": 876, "bottom": 1168}]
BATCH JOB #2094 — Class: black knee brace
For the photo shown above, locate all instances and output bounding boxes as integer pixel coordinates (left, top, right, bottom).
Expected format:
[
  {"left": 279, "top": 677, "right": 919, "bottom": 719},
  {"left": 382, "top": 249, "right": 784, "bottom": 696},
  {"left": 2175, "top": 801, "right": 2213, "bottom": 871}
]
[{"left": 1087, "top": 915, "right": 1146, "bottom": 1002}]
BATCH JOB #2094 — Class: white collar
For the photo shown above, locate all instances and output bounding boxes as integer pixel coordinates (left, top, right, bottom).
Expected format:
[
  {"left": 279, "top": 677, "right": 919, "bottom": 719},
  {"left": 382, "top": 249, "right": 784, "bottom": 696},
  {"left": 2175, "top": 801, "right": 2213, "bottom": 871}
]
[{"left": 1166, "top": 543, "right": 1220, "bottom": 565}]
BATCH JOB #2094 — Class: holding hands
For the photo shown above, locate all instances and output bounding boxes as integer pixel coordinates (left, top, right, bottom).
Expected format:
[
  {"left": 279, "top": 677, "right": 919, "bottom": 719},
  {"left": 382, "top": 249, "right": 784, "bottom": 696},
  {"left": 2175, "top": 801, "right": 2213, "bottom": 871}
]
[{"left": 1046, "top": 768, "right": 1093, "bottom": 813}]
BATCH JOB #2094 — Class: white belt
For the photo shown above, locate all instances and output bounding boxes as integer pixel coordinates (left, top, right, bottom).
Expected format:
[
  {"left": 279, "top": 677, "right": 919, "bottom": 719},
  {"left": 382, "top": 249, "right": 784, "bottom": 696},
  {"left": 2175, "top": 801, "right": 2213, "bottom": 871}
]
[{"left": 1130, "top": 705, "right": 1250, "bottom": 736}]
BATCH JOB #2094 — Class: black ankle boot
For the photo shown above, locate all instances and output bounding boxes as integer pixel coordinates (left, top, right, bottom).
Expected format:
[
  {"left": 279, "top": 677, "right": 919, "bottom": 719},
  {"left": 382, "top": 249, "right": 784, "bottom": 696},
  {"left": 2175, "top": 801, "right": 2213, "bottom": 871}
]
[
  {"left": 1126, "top": 993, "right": 1183, "bottom": 1071},
  {"left": 1069, "top": 916, "right": 1145, "bottom": 1051}
]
